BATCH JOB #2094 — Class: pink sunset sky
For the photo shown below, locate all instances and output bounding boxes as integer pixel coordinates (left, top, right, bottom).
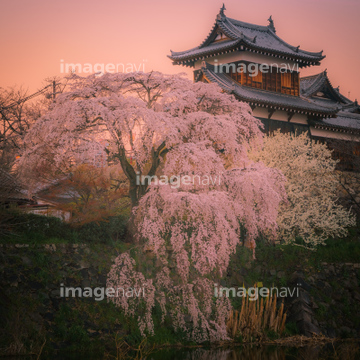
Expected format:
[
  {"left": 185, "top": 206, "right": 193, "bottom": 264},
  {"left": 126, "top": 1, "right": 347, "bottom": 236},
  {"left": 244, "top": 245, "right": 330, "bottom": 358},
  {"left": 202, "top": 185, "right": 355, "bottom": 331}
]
[{"left": 0, "top": 0, "right": 359, "bottom": 100}]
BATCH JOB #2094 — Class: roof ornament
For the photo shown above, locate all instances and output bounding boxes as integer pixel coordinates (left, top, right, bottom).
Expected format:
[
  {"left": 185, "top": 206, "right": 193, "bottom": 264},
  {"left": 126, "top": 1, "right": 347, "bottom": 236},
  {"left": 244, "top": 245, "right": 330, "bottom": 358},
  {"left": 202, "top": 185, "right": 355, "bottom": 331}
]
[
  {"left": 217, "top": 3, "right": 226, "bottom": 20},
  {"left": 295, "top": 45, "right": 300, "bottom": 52},
  {"left": 220, "top": 3, "right": 226, "bottom": 15},
  {"left": 253, "top": 36, "right": 257, "bottom": 44},
  {"left": 267, "top": 15, "right": 276, "bottom": 33}
]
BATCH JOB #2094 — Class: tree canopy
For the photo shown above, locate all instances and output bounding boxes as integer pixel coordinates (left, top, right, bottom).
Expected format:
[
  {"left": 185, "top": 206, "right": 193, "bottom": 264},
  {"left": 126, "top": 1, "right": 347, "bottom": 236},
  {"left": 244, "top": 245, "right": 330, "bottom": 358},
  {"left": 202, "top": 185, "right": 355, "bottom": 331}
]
[{"left": 21, "top": 71, "right": 289, "bottom": 341}]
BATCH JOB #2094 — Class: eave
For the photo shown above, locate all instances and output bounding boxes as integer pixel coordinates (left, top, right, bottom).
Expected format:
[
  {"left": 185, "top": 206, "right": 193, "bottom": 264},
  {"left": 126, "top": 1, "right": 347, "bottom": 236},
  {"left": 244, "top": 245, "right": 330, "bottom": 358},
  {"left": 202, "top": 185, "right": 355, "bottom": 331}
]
[
  {"left": 169, "top": 42, "right": 323, "bottom": 68},
  {"left": 312, "top": 122, "right": 360, "bottom": 136}
]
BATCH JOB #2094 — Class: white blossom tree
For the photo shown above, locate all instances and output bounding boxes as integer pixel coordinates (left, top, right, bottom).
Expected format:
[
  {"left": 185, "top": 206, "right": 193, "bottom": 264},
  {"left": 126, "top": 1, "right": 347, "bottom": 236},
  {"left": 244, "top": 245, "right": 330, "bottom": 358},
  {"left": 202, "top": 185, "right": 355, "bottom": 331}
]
[
  {"left": 249, "top": 130, "right": 356, "bottom": 248},
  {"left": 21, "top": 71, "right": 287, "bottom": 341}
]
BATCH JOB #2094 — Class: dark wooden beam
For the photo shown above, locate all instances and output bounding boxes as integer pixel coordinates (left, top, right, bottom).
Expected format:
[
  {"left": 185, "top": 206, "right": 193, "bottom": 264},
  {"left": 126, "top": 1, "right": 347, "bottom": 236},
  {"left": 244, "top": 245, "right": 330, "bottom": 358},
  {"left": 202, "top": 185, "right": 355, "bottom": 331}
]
[{"left": 268, "top": 108, "right": 276, "bottom": 119}]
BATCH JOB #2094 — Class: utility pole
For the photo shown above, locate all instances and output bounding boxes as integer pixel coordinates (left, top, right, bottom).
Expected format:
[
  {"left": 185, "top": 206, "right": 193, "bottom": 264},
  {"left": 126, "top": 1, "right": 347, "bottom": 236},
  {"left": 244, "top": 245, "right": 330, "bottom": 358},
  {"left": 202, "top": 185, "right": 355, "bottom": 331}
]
[
  {"left": 50, "top": 79, "right": 67, "bottom": 101},
  {"left": 45, "top": 80, "right": 63, "bottom": 101},
  {"left": 53, "top": 80, "right": 56, "bottom": 100}
]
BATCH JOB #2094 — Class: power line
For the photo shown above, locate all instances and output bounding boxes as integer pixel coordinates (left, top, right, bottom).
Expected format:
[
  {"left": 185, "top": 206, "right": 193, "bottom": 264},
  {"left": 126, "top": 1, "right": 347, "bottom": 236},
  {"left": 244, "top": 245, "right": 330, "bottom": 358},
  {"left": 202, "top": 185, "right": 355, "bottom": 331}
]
[{"left": 0, "top": 82, "right": 61, "bottom": 111}]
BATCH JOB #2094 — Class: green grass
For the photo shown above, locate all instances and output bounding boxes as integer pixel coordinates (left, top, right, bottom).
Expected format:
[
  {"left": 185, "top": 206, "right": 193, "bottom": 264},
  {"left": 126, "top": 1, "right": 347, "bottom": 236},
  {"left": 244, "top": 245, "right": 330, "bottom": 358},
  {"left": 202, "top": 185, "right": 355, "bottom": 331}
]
[
  {"left": 253, "top": 223, "right": 360, "bottom": 271},
  {"left": 314, "top": 237, "right": 360, "bottom": 264},
  {"left": 284, "top": 321, "right": 299, "bottom": 336},
  {"left": 1, "top": 209, "right": 360, "bottom": 352},
  {"left": 0, "top": 210, "right": 129, "bottom": 245}
]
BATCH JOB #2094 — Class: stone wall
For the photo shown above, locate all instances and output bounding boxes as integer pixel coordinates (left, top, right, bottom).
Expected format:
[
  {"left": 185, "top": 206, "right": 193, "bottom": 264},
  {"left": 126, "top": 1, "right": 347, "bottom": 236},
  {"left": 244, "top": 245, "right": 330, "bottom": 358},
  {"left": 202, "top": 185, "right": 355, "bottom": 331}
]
[
  {"left": 226, "top": 257, "right": 360, "bottom": 339},
  {"left": 287, "top": 264, "right": 360, "bottom": 338}
]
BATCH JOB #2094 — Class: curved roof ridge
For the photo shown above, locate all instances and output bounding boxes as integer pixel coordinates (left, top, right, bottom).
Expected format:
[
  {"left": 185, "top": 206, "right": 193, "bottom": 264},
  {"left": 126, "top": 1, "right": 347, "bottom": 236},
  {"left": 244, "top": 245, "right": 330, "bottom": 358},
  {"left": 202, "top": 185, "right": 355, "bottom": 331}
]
[
  {"left": 217, "top": 19, "right": 241, "bottom": 40},
  {"left": 169, "top": 46, "right": 201, "bottom": 57},
  {"left": 227, "top": 15, "right": 323, "bottom": 57},
  {"left": 226, "top": 17, "right": 269, "bottom": 32},
  {"left": 168, "top": 39, "right": 240, "bottom": 58},
  {"left": 265, "top": 25, "right": 323, "bottom": 57},
  {"left": 300, "top": 72, "right": 325, "bottom": 81},
  {"left": 301, "top": 72, "right": 327, "bottom": 96},
  {"left": 199, "top": 4, "right": 232, "bottom": 49},
  {"left": 199, "top": 20, "right": 219, "bottom": 49},
  {"left": 221, "top": 17, "right": 256, "bottom": 42},
  {"left": 200, "top": 62, "right": 234, "bottom": 91},
  {"left": 301, "top": 70, "right": 352, "bottom": 104}
]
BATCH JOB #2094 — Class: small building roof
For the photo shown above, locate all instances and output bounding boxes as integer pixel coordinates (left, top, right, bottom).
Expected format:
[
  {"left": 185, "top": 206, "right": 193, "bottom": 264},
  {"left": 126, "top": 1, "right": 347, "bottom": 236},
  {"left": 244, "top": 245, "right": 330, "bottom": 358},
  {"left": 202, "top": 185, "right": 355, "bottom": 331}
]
[
  {"left": 300, "top": 70, "right": 353, "bottom": 105},
  {"left": 299, "top": 71, "right": 360, "bottom": 134},
  {"left": 169, "top": 5, "right": 325, "bottom": 67}
]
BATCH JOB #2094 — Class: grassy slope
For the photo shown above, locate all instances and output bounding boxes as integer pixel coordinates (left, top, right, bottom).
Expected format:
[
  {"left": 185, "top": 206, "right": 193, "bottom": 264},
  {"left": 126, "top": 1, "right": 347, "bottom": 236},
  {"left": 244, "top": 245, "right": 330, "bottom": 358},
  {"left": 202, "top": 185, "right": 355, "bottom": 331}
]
[{"left": 1, "top": 211, "right": 359, "bottom": 355}]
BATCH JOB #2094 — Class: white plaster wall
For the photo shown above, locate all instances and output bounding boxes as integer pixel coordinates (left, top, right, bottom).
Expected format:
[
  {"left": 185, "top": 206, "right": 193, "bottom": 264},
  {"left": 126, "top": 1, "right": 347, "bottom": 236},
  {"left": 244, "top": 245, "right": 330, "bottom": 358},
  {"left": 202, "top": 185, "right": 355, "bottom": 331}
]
[
  {"left": 252, "top": 107, "right": 269, "bottom": 118},
  {"left": 252, "top": 108, "right": 308, "bottom": 125}
]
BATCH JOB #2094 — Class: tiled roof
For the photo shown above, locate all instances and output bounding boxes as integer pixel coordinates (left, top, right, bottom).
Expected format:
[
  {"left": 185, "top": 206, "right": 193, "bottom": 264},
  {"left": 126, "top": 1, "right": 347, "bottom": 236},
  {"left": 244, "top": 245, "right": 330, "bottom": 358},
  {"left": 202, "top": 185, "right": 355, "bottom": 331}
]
[
  {"left": 169, "top": 39, "right": 241, "bottom": 60},
  {"left": 200, "top": 62, "right": 337, "bottom": 116},
  {"left": 340, "top": 101, "right": 360, "bottom": 114},
  {"left": 317, "top": 112, "right": 360, "bottom": 133},
  {"left": 169, "top": 7, "right": 325, "bottom": 66},
  {"left": 300, "top": 71, "right": 353, "bottom": 104}
]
